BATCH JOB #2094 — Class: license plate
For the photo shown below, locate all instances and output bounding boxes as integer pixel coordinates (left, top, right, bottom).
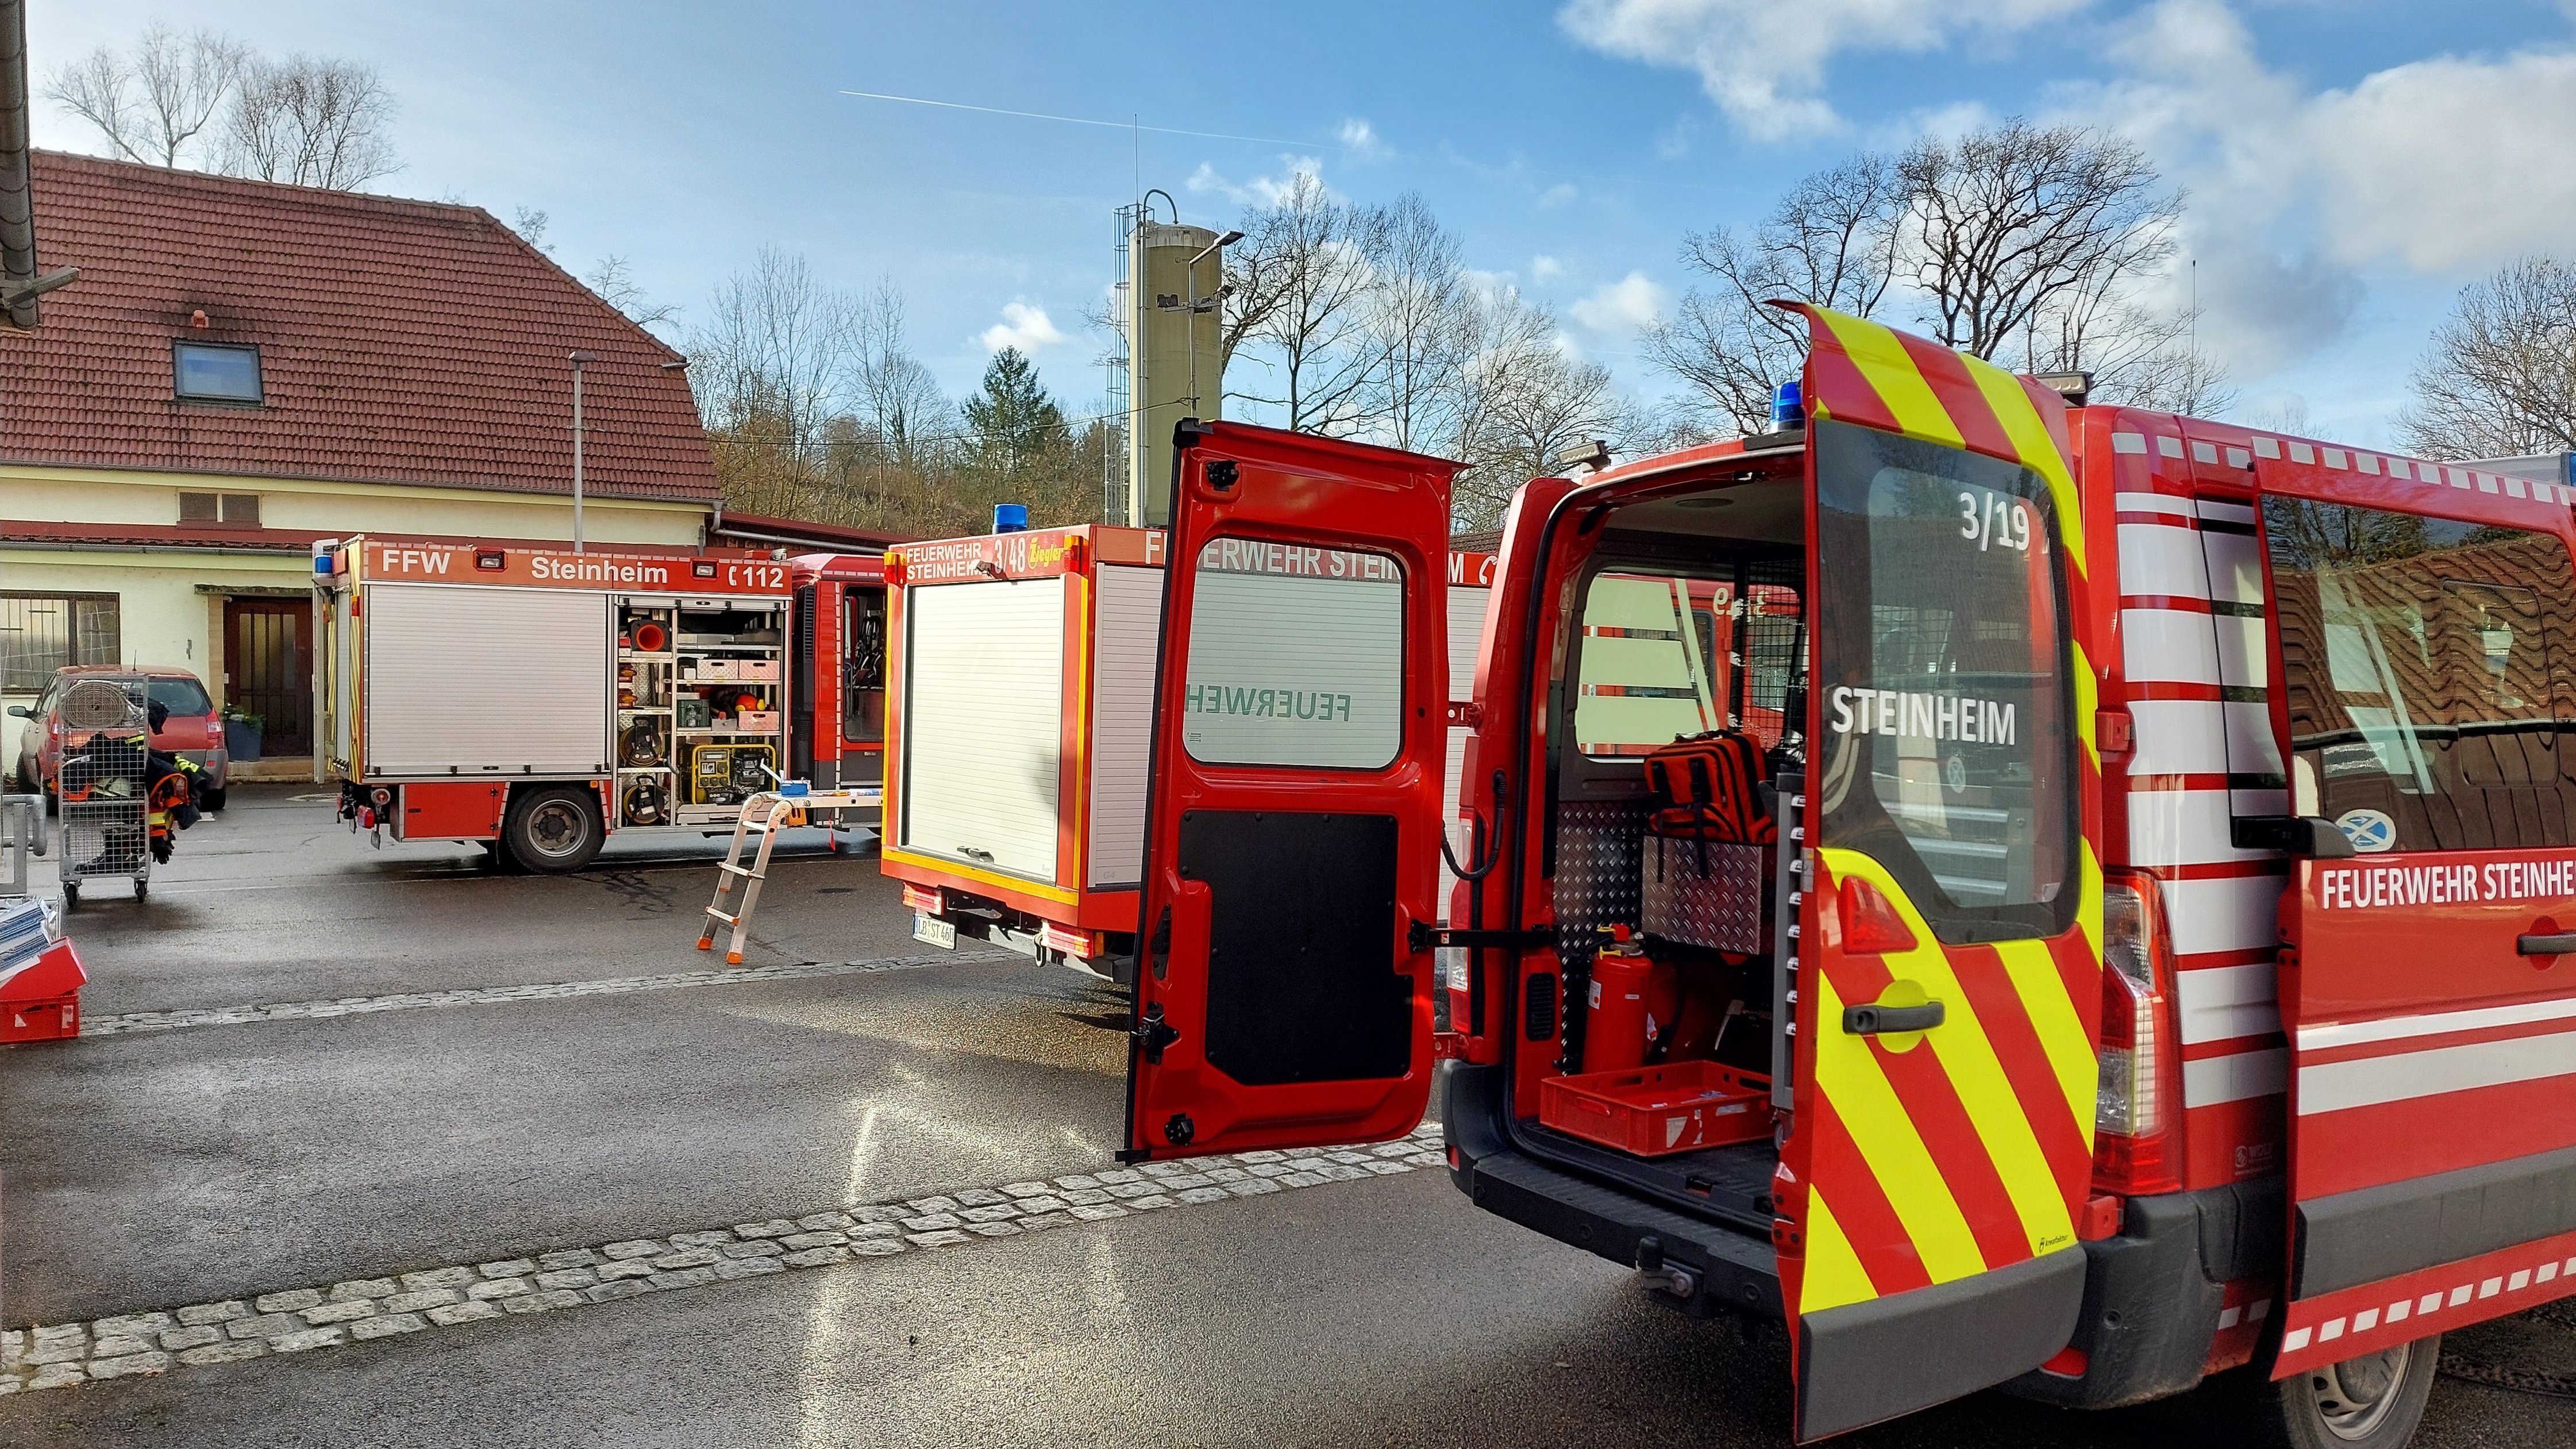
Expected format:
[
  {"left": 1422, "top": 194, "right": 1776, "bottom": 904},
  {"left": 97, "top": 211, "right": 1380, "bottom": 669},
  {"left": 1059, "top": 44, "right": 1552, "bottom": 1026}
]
[{"left": 912, "top": 912, "right": 956, "bottom": 950}]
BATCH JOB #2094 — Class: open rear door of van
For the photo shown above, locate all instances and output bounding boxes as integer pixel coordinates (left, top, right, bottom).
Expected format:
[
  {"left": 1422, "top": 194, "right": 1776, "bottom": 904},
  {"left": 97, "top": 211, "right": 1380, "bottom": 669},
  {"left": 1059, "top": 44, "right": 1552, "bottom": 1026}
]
[
  {"left": 1123, "top": 420, "right": 1460, "bottom": 1160},
  {"left": 2245, "top": 450, "right": 2576, "bottom": 1378},
  {"left": 1777, "top": 305, "right": 2107, "bottom": 1440}
]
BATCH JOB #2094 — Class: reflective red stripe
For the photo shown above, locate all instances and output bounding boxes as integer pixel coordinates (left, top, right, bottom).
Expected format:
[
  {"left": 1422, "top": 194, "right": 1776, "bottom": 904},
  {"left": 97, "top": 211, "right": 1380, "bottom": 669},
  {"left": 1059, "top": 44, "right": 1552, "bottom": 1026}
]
[
  {"left": 1826, "top": 951, "right": 2032, "bottom": 1273},
  {"left": 1809, "top": 1093, "right": 1934, "bottom": 1297}
]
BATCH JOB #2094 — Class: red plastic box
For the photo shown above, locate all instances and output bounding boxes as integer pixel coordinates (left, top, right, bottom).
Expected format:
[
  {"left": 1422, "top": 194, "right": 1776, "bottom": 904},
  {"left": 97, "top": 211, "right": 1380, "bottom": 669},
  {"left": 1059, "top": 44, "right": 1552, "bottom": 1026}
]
[
  {"left": 1, "top": 994, "right": 79, "bottom": 1044},
  {"left": 0, "top": 937, "right": 86, "bottom": 1044},
  {"left": 1539, "top": 1060, "right": 1770, "bottom": 1157}
]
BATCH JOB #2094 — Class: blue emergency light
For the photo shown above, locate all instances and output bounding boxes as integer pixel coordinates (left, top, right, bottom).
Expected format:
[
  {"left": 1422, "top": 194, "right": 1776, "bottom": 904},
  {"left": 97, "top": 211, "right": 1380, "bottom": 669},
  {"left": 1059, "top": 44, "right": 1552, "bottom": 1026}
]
[
  {"left": 993, "top": 504, "right": 1028, "bottom": 534},
  {"left": 1770, "top": 381, "right": 1804, "bottom": 431}
]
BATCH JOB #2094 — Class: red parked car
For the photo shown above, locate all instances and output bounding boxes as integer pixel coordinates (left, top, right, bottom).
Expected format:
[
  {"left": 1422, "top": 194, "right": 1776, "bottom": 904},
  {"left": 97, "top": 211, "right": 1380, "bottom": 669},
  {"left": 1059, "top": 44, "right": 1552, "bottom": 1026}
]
[{"left": 9, "top": 665, "right": 230, "bottom": 811}]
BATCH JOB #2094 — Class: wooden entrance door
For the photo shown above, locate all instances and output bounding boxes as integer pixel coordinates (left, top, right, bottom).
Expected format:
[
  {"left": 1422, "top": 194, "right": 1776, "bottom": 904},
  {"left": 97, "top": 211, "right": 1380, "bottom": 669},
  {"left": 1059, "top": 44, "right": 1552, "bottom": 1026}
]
[{"left": 226, "top": 598, "right": 312, "bottom": 758}]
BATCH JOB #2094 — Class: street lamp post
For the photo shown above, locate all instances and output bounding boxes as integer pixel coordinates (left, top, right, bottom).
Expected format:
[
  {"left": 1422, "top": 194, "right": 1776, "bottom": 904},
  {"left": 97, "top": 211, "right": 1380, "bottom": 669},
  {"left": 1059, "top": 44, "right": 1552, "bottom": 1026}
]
[
  {"left": 569, "top": 350, "right": 598, "bottom": 553},
  {"left": 1183, "top": 229, "right": 1243, "bottom": 419}
]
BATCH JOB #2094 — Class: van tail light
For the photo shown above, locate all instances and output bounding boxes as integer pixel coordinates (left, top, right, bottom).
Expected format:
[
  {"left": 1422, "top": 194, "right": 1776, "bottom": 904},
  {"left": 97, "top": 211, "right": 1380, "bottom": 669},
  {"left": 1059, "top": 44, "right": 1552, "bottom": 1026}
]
[
  {"left": 1836, "top": 876, "right": 1919, "bottom": 955},
  {"left": 207, "top": 718, "right": 225, "bottom": 748},
  {"left": 2094, "top": 871, "right": 2182, "bottom": 1197}
]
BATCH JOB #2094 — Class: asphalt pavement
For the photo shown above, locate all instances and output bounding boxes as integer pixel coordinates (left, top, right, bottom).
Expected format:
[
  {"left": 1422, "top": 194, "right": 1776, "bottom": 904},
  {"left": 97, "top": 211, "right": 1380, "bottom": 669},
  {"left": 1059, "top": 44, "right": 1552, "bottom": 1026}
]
[{"left": 1, "top": 785, "right": 2569, "bottom": 1447}]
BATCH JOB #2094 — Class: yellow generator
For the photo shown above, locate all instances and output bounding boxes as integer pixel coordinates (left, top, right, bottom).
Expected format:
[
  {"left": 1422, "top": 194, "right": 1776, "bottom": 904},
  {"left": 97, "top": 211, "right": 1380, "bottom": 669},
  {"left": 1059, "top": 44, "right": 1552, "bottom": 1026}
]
[{"left": 690, "top": 744, "right": 776, "bottom": 807}]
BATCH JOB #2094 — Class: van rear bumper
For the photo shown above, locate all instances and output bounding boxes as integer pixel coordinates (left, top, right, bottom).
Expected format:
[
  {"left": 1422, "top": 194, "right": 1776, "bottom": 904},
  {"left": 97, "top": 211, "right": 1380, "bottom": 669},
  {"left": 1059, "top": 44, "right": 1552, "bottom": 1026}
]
[
  {"left": 2006, "top": 1175, "right": 2284, "bottom": 1409},
  {"left": 1441, "top": 1062, "right": 1782, "bottom": 1321}
]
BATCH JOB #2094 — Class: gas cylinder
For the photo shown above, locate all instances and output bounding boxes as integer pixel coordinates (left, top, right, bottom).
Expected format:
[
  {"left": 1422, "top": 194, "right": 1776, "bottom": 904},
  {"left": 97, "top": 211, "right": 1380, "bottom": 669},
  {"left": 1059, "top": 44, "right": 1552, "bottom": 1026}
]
[{"left": 1585, "top": 925, "right": 1654, "bottom": 1072}]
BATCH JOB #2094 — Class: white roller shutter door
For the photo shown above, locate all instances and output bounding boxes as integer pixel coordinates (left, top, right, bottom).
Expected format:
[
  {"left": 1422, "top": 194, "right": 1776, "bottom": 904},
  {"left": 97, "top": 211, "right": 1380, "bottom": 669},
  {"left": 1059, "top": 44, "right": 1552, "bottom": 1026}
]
[
  {"left": 364, "top": 584, "right": 608, "bottom": 776},
  {"left": 1087, "top": 566, "right": 1163, "bottom": 887},
  {"left": 900, "top": 578, "right": 1067, "bottom": 881}
]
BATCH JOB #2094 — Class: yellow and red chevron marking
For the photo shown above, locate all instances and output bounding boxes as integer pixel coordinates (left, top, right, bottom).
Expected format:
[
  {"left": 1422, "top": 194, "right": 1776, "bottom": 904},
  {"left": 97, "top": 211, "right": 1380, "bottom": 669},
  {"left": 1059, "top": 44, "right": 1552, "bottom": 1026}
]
[
  {"left": 1799, "top": 851, "right": 2103, "bottom": 1313},
  {"left": 1780, "top": 305, "right": 2108, "bottom": 1321}
]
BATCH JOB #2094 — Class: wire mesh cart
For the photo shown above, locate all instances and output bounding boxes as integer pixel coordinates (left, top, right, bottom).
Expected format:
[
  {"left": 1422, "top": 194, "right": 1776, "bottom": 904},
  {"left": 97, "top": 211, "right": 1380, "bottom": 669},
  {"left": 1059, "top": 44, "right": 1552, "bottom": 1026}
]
[{"left": 52, "top": 675, "right": 153, "bottom": 908}]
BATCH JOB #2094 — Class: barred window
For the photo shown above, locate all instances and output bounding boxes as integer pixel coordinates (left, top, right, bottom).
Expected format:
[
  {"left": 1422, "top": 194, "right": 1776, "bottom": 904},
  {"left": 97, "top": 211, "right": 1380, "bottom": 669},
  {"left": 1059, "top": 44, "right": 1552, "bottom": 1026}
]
[{"left": 1, "top": 594, "right": 122, "bottom": 693}]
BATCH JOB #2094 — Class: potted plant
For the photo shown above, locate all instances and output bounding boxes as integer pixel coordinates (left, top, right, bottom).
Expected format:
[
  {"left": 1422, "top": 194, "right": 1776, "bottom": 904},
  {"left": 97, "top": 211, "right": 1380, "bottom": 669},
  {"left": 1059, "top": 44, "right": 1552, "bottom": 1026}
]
[{"left": 222, "top": 705, "right": 264, "bottom": 763}]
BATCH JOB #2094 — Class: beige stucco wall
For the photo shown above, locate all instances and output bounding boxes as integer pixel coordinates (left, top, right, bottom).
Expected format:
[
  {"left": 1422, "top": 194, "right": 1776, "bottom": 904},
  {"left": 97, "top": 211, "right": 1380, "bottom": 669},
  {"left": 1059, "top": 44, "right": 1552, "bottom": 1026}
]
[
  {"left": 3, "top": 466, "right": 711, "bottom": 776},
  {"left": 7, "top": 464, "right": 708, "bottom": 545}
]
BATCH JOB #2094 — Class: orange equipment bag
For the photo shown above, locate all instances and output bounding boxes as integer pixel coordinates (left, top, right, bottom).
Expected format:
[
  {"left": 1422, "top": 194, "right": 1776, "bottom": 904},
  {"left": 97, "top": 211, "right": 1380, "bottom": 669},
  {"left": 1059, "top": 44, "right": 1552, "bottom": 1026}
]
[{"left": 1641, "top": 730, "right": 1774, "bottom": 845}]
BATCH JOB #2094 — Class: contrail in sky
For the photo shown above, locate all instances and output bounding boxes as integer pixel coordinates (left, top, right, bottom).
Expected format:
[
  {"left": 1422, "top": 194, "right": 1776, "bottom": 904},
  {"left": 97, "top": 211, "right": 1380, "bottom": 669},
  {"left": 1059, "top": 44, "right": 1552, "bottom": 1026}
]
[{"left": 837, "top": 90, "right": 1366, "bottom": 152}]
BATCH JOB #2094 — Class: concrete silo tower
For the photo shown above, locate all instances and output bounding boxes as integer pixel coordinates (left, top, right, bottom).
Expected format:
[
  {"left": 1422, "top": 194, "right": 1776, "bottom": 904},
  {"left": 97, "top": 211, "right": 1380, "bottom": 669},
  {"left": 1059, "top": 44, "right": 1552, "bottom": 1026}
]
[{"left": 1121, "top": 217, "right": 1227, "bottom": 526}]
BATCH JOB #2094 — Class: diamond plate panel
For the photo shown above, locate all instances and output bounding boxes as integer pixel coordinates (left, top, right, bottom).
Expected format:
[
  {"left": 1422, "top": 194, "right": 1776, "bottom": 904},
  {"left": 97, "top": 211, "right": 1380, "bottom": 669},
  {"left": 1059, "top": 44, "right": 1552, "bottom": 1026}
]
[
  {"left": 1553, "top": 800, "right": 1650, "bottom": 939},
  {"left": 1640, "top": 836, "right": 1772, "bottom": 954}
]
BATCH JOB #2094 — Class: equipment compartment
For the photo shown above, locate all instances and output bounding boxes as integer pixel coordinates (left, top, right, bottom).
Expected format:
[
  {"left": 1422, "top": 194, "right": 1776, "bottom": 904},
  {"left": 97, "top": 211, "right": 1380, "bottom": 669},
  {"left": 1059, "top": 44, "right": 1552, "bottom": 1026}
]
[{"left": 1539, "top": 1060, "right": 1770, "bottom": 1157}]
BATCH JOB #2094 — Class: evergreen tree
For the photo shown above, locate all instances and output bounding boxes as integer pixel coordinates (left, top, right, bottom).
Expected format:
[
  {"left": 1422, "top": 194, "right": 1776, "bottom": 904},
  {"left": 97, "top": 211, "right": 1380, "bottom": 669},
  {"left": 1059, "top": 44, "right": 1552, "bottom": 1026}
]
[{"left": 963, "top": 348, "right": 1069, "bottom": 472}]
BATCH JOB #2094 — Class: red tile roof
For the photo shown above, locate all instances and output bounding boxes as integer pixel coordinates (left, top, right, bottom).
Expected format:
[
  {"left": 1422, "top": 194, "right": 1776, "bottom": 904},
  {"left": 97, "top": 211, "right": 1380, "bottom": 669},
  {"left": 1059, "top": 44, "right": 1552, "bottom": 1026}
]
[{"left": 1, "top": 151, "right": 715, "bottom": 505}]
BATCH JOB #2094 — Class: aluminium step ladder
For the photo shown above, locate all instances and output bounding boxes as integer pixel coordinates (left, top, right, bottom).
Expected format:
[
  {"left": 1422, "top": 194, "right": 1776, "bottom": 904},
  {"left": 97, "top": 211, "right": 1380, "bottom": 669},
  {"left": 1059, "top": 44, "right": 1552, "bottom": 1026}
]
[{"left": 696, "top": 786, "right": 882, "bottom": 965}]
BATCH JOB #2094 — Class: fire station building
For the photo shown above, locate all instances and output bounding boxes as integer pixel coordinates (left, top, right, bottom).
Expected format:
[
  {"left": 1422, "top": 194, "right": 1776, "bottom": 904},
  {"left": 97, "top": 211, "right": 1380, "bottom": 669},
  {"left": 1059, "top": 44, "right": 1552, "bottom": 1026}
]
[{"left": 0, "top": 151, "right": 717, "bottom": 780}]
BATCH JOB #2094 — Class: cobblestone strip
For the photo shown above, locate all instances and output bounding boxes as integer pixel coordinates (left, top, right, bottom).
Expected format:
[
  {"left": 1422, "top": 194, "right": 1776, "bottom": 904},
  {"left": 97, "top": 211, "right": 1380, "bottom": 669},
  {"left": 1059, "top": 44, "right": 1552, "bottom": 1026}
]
[
  {"left": 77, "top": 951, "right": 1019, "bottom": 1039},
  {"left": 0, "top": 1125, "right": 1446, "bottom": 1393}
]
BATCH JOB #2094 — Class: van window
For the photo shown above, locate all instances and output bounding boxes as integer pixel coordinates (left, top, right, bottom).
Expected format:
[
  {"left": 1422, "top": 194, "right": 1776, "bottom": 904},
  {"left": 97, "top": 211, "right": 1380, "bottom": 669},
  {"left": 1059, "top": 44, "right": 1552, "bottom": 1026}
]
[
  {"left": 1571, "top": 570, "right": 1806, "bottom": 759},
  {"left": 1814, "top": 420, "right": 2077, "bottom": 943},
  {"left": 1574, "top": 573, "right": 1724, "bottom": 756},
  {"left": 1180, "top": 539, "right": 1404, "bottom": 770},
  {"left": 2265, "top": 497, "right": 2576, "bottom": 850}
]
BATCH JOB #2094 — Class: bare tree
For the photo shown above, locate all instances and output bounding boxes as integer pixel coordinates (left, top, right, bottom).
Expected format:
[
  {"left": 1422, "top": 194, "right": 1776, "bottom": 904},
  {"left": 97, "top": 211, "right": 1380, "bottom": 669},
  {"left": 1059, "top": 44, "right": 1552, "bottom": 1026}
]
[
  {"left": 582, "top": 255, "right": 680, "bottom": 332},
  {"left": 849, "top": 278, "right": 949, "bottom": 467},
  {"left": 222, "top": 54, "right": 399, "bottom": 190},
  {"left": 1648, "top": 122, "right": 2219, "bottom": 433},
  {"left": 1362, "top": 192, "right": 1472, "bottom": 454},
  {"left": 1645, "top": 154, "right": 1903, "bottom": 435},
  {"left": 1451, "top": 287, "right": 1626, "bottom": 528},
  {"left": 511, "top": 206, "right": 553, "bottom": 253},
  {"left": 688, "top": 248, "right": 854, "bottom": 518},
  {"left": 1222, "top": 172, "right": 1392, "bottom": 435},
  {"left": 43, "top": 26, "right": 246, "bottom": 168},
  {"left": 1900, "top": 121, "right": 2178, "bottom": 363},
  {"left": 2400, "top": 256, "right": 2576, "bottom": 459},
  {"left": 2054, "top": 298, "right": 2235, "bottom": 416}
]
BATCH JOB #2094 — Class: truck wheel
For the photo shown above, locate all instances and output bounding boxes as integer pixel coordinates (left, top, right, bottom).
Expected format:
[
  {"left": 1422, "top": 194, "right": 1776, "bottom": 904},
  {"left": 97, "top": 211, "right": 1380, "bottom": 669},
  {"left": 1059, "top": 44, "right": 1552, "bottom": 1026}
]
[
  {"left": 503, "top": 786, "right": 603, "bottom": 874},
  {"left": 200, "top": 786, "right": 227, "bottom": 813},
  {"left": 2240, "top": 1335, "right": 2440, "bottom": 1449}
]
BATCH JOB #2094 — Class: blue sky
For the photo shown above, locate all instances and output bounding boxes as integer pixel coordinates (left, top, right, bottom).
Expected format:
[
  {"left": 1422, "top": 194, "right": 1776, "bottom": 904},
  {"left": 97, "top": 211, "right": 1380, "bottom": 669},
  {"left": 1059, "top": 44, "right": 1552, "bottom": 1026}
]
[{"left": 33, "top": 1, "right": 2576, "bottom": 448}]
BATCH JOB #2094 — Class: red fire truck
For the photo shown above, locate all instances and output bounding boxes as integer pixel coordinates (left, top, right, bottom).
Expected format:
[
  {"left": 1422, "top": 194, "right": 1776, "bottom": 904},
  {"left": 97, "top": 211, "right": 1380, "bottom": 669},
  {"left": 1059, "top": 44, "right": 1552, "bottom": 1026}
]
[
  {"left": 313, "top": 537, "right": 885, "bottom": 872},
  {"left": 1102, "top": 326, "right": 2576, "bottom": 1446}
]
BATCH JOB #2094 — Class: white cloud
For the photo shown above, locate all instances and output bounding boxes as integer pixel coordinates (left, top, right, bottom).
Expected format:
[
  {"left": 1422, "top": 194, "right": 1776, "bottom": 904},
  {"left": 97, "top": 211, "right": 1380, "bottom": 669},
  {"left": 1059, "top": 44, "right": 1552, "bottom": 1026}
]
[
  {"left": 979, "top": 301, "right": 1067, "bottom": 354},
  {"left": 1558, "top": 0, "right": 2086, "bottom": 139},
  {"left": 1531, "top": 255, "right": 1566, "bottom": 282},
  {"left": 1535, "top": 183, "right": 1580, "bottom": 210},
  {"left": 1187, "top": 156, "right": 1326, "bottom": 207},
  {"left": 2065, "top": 0, "right": 2576, "bottom": 372},
  {"left": 1570, "top": 271, "right": 1669, "bottom": 333},
  {"left": 1337, "top": 118, "right": 1391, "bottom": 159}
]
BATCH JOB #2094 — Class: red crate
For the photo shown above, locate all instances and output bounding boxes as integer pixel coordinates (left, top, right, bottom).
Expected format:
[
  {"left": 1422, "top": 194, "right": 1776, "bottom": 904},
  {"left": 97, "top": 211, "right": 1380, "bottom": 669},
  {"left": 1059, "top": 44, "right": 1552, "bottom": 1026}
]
[
  {"left": 1538, "top": 1060, "right": 1771, "bottom": 1157},
  {"left": 1, "top": 993, "right": 79, "bottom": 1044}
]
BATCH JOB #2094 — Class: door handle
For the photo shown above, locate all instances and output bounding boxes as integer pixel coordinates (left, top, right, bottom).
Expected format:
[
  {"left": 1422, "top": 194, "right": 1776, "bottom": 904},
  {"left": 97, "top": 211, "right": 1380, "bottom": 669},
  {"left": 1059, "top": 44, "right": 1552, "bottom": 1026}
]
[
  {"left": 1843, "top": 1001, "right": 1946, "bottom": 1035},
  {"left": 2519, "top": 933, "right": 2576, "bottom": 956}
]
